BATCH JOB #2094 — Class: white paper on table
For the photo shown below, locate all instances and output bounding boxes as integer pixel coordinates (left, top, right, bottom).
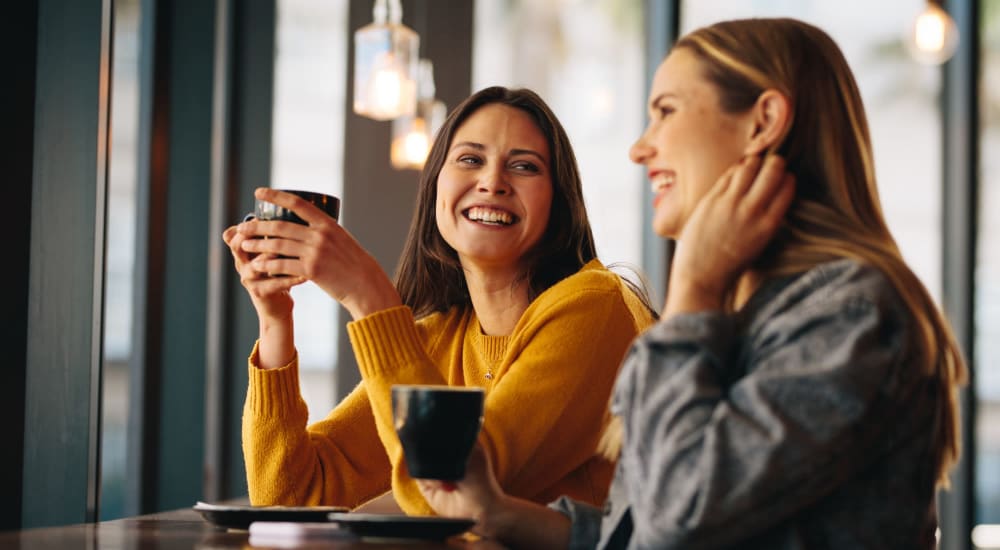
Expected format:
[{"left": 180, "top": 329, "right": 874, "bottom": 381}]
[{"left": 248, "top": 521, "right": 356, "bottom": 547}]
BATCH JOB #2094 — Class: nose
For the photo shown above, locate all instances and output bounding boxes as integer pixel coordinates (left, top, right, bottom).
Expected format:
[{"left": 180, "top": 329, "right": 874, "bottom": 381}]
[
  {"left": 629, "top": 127, "right": 654, "bottom": 165},
  {"left": 478, "top": 166, "right": 510, "bottom": 195}
]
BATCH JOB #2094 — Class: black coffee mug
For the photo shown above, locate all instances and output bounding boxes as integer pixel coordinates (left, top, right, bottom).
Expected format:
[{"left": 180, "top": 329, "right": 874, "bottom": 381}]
[
  {"left": 245, "top": 190, "right": 340, "bottom": 276},
  {"left": 253, "top": 189, "right": 340, "bottom": 224},
  {"left": 392, "top": 385, "right": 485, "bottom": 480}
]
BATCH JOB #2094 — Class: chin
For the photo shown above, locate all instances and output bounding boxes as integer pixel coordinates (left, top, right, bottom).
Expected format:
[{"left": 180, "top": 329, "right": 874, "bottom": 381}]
[{"left": 652, "top": 218, "right": 679, "bottom": 239}]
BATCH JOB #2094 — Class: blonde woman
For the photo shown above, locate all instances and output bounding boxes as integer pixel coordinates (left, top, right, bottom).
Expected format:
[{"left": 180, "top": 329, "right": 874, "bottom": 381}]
[{"left": 417, "top": 18, "right": 966, "bottom": 549}]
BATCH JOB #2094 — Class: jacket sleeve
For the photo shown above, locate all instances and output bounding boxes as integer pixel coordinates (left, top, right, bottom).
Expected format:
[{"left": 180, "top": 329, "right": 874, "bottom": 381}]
[
  {"left": 242, "top": 343, "right": 391, "bottom": 507},
  {"left": 613, "top": 266, "right": 910, "bottom": 549},
  {"left": 348, "top": 284, "right": 649, "bottom": 515},
  {"left": 549, "top": 496, "right": 604, "bottom": 550}
]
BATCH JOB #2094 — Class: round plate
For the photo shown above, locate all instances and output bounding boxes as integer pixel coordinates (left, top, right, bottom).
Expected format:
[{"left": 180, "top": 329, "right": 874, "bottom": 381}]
[
  {"left": 193, "top": 502, "right": 348, "bottom": 531},
  {"left": 326, "top": 512, "right": 475, "bottom": 541}
]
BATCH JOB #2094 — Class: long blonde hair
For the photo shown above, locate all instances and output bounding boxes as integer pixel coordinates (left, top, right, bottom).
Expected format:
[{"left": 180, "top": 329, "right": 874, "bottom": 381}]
[{"left": 602, "top": 18, "right": 966, "bottom": 488}]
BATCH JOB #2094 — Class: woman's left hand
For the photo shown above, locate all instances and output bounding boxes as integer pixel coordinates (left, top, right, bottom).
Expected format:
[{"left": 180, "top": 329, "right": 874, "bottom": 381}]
[
  {"left": 237, "top": 188, "right": 403, "bottom": 319},
  {"left": 416, "top": 445, "right": 504, "bottom": 535}
]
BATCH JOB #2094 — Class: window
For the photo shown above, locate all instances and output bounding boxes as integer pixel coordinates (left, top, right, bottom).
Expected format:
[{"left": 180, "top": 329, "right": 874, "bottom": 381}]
[
  {"left": 976, "top": 0, "right": 1000, "bottom": 532},
  {"left": 101, "top": 0, "right": 142, "bottom": 520},
  {"left": 473, "top": 0, "right": 647, "bottom": 274},
  {"left": 680, "top": 1, "right": 943, "bottom": 301},
  {"left": 270, "top": 0, "right": 349, "bottom": 421}
]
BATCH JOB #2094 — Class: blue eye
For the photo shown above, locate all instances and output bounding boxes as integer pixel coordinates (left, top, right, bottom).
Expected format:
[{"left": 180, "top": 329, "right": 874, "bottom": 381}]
[{"left": 457, "top": 155, "right": 482, "bottom": 166}]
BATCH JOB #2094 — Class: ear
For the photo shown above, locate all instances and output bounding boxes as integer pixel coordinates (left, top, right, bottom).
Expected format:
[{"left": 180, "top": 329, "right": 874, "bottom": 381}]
[{"left": 743, "top": 89, "right": 792, "bottom": 157}]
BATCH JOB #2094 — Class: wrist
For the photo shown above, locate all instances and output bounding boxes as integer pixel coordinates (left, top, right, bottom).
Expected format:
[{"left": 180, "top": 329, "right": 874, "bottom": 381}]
[
  {"left": 474, "top": 494, "right": 516, "bottom": 540},
  {"left": 345, "top": 289, "right": 403, "bottom": 321},
  {"left": 257, "top": 316, "right": 295, "bottom": 369},
  {"left": 664, "top": 276, "right": 726, "bottom": 316}
]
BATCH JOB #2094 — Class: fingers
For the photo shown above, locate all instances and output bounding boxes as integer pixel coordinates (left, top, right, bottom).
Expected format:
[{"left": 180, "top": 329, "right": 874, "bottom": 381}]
[
  {"left": 744, "top": 154, "right": 789, "bottom": 206},
  {"left": 763, "top": 172, "right": 796, "bottom": 224},
  {"left": 222, "top": 225, "right": 238, "bottom": 244},
  {"left": 242, "top": 274, "right": 306, "bottom": 294},
  {"left": 239, "top": 217, "right": 302, "bottom": 240},
  {"left": 726, "top": 154, "right": 764, "bottom": 196}
]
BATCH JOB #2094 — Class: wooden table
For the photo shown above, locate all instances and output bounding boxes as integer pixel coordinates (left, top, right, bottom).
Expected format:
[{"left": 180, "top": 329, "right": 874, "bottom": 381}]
[{"left": 0, "top": 507, "right": 509, "bottom": 549}]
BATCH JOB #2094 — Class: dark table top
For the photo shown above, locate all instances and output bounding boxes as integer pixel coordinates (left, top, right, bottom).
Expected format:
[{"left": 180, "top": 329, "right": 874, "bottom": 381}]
[{"left": 0, "top": 507, "right": 508, "bottom": 550}]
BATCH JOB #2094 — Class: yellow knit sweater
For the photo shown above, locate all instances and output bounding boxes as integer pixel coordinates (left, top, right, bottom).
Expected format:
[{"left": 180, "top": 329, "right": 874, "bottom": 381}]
[{"left": 242, "top": 259, "right": 655, "bottom": 514}]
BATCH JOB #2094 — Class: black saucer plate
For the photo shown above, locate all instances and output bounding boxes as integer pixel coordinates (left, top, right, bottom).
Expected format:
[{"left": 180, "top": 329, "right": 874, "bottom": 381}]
[
  {"left": 193, "top": 501, "right": 348, "bottom": 530},
  {"left": 326, "top": 512, "right": 475, "bottom": 541}
]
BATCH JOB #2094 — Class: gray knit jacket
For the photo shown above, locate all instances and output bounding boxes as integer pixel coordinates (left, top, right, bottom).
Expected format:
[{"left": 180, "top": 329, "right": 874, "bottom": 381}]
[{"left": 551, "top": 259, "right": 942, "bottom": 549}]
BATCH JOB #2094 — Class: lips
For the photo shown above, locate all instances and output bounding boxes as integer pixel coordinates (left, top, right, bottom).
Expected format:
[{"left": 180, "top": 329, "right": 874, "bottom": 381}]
[
  {"left": 649, "top": 171, "right": 675, "bottom": 194},
  {"left": 462, "top": 205, "right": 518, "bottom": 226}
]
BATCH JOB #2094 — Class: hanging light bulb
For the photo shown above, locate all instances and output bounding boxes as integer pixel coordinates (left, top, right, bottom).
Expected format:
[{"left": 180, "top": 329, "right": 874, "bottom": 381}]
[
  {"left": 906, "top": 1, "right": 959, "bottom": 65},
  {"left": 354, "top": 0, "right": 419, "bottom": 120},
  {"left": 391, "top": 59, "right": 447, "bottom": 170}
]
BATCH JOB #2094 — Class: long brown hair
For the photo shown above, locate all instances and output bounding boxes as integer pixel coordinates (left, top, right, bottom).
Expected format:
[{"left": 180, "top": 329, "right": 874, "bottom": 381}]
[
  {"left": 394, "top": 86, "right": 599, "bottom": 318},
  {"left": 605, "top": 18, "right": 966, "bottom": 488}
]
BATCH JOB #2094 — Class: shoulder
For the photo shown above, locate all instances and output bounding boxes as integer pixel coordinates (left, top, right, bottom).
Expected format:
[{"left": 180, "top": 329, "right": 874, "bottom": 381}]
[
  {"left": 542, "top": 259, "right": 629, "bottom": 298},
  {"left": 745, "top": 258, "right": 910, "bottom": 353},
  {"left": 523, "top": 259, "right": 655, "bottom": 329},
  {"left": 757, "top": 259, "right": 904, "bottom": 317},
  {"left": 532, "top": 259, "right": 633, "bottom": 313}
]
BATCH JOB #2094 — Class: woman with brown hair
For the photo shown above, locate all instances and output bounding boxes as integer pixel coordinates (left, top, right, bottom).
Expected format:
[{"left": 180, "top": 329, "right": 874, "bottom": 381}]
[
  {"left": 416, "top": 18, "right": 966, "bottom": 549},
  {"left": 223, "top": 86, "right": 656, "bottom": 514}
]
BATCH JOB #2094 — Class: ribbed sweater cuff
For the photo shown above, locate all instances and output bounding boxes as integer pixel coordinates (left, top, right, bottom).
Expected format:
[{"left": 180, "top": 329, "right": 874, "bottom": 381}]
[
  {"left": 245, "top": 340, "right": 304, "bottom": 418},
  {"left": 346, "top": 306, "right": 425, "bottom": 378}
]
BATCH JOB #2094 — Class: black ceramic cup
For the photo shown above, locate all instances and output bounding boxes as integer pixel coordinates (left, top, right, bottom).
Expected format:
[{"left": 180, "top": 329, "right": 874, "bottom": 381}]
[
  {"left": 392, "top": 385, "right": 485, "bottom": 481},
  {"left": 254, "top": 189, "right": 340, "bottom": 224}
]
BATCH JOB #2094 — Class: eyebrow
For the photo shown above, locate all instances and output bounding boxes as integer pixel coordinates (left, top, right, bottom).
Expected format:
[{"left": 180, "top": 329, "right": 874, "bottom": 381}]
[
  {"left": 648, "top": 92, "right": 679, "bottom": 110},
  {"left": 449, "top": 141, "right": 547, "bottom": 163}
]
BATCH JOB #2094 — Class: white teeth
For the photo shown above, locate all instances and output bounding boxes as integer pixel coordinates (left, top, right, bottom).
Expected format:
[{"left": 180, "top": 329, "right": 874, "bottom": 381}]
[
  {"left": 650, "top": 173, "right": 674, "bottom": 193},
  {"left": 466, "top": 206, "right": 514, "bottom": 225}
]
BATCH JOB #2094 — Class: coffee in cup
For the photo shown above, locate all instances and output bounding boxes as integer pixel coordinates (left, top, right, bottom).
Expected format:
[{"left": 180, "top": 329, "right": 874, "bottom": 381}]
[{"left": 392, "top": 385, "right": 485, "bottom": 480}]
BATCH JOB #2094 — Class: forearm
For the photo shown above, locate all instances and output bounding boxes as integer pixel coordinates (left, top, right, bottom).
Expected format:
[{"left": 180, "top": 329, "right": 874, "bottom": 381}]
[
  {"left": 482, "top": 495, "right": 571, "bottom": 550},
  {"left": 341, "top": 280, "right": 403, "bottom": 321},
  {"left": 664, "top": 276, "right": 723, "bottom": 316},
  {"left": 257, "top": 313, "right": 295, "bottom": 370}
]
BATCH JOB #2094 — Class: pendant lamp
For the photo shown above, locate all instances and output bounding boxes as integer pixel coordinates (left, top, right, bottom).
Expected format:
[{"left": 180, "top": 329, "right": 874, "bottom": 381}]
[
  {"left": 906, "top": 0, "right": 959, "bottom": 65},
  {"left": 391, "top": 59, "right": 447, "bottom": 170},
  {"left": 353, "top": 0, "right": 419, "bottom": 120}
]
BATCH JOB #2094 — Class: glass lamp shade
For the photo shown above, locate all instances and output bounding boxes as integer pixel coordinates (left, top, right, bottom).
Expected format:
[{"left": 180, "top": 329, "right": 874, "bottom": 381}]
[
  {"left": 391, "top": 99, "right": 447, "bottom": 170},
  {"left": 906, "top": 2, "right": 959, "bottom": 65},
  {"left": 353, "top": 1, "right": 419, "bottom": 120}
]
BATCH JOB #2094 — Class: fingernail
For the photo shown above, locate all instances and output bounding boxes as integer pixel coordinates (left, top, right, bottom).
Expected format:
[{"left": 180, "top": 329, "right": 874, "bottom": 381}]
[{"left": 442, "top": 482, "right": 457, "bottom": 492}]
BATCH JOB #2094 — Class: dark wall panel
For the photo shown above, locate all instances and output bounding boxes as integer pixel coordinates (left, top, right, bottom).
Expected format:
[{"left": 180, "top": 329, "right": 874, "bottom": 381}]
[
  {"left": 0, "top": 0, "right": 38, "bottom": 532},
  {"left": 23, "top": 0, "right": 111, "bottom": 528},
  {"left": 153, "top": 0, "right": 218, "bottom": 511}
]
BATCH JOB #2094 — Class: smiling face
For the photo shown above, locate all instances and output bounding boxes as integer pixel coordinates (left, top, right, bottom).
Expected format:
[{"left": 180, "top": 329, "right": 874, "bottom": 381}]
[
  {"left": 435, "top": 103, "right": 554, "bottom": 274},
  {"left": 629, "top": 48, "right": 757, "bottom": 239}
]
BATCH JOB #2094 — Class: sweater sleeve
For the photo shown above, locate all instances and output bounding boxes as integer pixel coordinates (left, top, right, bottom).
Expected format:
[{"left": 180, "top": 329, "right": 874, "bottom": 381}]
[
  {"left": 612, "top": 264, "right": 912, "bottom": 549},
  {"left": 242, "top": 341, "right": 391, "bottom": 507},
  {"left": 348, "top": 276, "right": 650, "bottom": 515}
]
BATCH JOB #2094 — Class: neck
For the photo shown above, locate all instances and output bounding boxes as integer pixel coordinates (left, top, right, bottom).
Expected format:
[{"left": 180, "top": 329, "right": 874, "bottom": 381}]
[{"left": 463, "top": 264, "right": 531, "bottom": 336}]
